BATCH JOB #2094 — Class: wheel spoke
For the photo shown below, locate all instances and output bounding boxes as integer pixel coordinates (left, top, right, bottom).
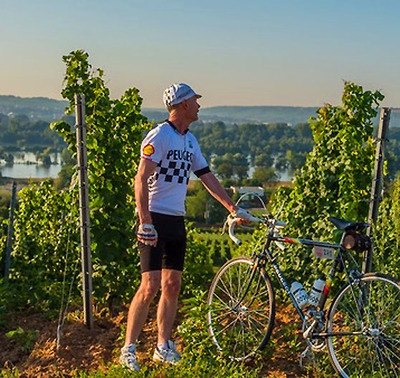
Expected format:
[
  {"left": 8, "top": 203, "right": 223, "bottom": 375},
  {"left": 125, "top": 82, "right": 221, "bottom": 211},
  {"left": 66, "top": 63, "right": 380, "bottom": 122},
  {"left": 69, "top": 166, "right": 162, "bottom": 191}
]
[
  {"left": 367, "top": 336, "right": 377, "bottom": 375},
  {"left": 327, "top": 275, "right": 400, "bottom": 377},
  {"left": 380, "top": 339, "right": 400, "bottom": 364},
  {"left": 246, "top": 310, "right": 270, "bottom": 321},
  {"left": 246, "top": 288, "right": 270, "bottom": 304},
  {"left": 214, "top": 317, "right": 239, "bottom": 337},
  {"left": 208, "top": 257, "right": 274, "bottom": 361},
  {"left": 212, "top": 309, "right": 233, "bottom": 322},
  {"left": 237, "top": 262, "right": 242, "bottom": 301},
  {"left": 247, "top": 315, "right": 265, "bottom": 336},
  {"left": 336, "top": 299, "right": 363, "bottom": 326},
  {"left": 216, "top": 277, "right": 236, "bottom": 302},
  {"left": 243, "top": 316, "right": 259, "bottom": 346},
  {"left": 373, "top": 338, "right": 393, "bottom": 378},
  {"left": 381, "top": 334, "right": 400, "bottom": 345},
  {"left": 212, "top": 292, "right": 231, "bottom": 309},
  {"left": 227, "top": 264, "right": 236, "bottom": 301},
  {"left": 248, "top": 313, "right": 267, "bottom": 329}
]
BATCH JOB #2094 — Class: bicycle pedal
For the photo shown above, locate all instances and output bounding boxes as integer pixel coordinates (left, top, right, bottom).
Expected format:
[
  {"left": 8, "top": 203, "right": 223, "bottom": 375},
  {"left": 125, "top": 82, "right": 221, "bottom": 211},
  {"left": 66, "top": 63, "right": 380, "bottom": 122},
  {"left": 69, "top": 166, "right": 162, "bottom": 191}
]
[{"left": 299, "top": 346, "right": 314, "bottom": 368}]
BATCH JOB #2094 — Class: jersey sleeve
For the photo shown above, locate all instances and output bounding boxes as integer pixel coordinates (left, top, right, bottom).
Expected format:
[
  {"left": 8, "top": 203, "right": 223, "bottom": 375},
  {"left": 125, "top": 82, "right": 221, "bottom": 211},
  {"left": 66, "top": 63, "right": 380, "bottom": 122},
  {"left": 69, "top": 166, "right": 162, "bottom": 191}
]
[
  {"left": 140, "top": 128, "right": 164, "bottom": 163},
  {"left": 191, "top": 137, "right": 211, "bottom": 177}
]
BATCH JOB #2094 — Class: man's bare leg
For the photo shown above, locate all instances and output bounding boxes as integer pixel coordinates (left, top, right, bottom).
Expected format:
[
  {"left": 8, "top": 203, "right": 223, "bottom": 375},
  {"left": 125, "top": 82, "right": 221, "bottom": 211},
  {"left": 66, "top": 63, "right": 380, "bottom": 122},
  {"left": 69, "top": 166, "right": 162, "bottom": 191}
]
[
  {"left": 157, "top": 269, "right": 182, "bottom": 345},
  {"left": 124, "top": 270, "right": 161, "bottom": 346}
]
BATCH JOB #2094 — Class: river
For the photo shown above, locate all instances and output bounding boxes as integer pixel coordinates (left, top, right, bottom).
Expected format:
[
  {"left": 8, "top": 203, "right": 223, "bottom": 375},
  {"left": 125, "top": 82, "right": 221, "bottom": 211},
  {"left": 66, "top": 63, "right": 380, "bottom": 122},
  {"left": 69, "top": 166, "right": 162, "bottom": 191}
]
[
  {"left": 0, "top": 152, "right": 61, "bottom": 179},
  {"left": 1, "top": 152, "right": 294, "bottom": 181}
]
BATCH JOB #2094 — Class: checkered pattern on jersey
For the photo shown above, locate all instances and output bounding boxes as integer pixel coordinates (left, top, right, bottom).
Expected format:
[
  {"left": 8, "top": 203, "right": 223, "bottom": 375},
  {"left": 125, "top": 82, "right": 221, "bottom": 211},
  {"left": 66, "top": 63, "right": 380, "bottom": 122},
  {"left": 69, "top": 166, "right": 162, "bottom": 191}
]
[{"left": 155, "top": 160, "right": 192, "bottom": 184}]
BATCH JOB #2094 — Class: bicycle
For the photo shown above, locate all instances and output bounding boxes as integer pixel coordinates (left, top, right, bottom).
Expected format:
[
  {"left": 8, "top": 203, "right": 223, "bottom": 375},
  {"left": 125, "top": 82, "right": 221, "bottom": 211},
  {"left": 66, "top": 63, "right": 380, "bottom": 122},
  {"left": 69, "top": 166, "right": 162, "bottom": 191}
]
[{"left": 207, "top": 211, "right": 400, "bottom": 377}]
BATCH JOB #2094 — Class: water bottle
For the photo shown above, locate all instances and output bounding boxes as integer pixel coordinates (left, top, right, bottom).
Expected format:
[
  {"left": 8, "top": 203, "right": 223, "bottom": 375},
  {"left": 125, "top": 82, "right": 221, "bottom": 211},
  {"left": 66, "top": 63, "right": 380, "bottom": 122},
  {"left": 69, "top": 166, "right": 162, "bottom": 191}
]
[
  {"left": 290, "top": 281, "right": 309, "bottom": 308},
  {"left": 308, "top": 275, "right": 326, "bottom": 307}
]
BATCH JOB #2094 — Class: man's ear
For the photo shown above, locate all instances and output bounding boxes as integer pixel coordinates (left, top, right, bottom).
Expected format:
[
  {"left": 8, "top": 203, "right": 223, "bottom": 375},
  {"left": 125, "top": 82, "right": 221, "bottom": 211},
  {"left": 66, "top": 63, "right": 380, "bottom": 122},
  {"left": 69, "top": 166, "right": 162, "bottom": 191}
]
[{"left": 180, "top": 100, "right": 188, "bottom": 110}]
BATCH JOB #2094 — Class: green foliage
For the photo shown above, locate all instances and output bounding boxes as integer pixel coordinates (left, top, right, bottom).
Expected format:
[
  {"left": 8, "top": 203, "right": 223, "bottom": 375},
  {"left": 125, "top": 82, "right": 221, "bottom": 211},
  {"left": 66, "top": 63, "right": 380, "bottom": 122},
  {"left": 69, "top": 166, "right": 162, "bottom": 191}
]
[
  {"left": 0, "top": 368, "right": 20, "bottom": 378},
  {"left": 190, "top": 228, "right": 251, "bottom": 268},
  {"left": 71, "top": 292, "right": 263, "bottom": 377},
  {"left": 57, "top": 147, "right": 76, "bottom": 189},
  {"left": 250, "top": 166, "right": 277, "bottom": 186},
  {"left": 285, "top": 149, "right": 307, "bottom": 170},
  {"left": 8, "top": 50, "right": 150, "bottom": 308},
  {"left": 186, "top": 181, "right": 226, "bottom": 224},
  {"left": 192, "top": 121, "right": 314, "bottom": 171},
  {"left": 272, "top": 82, "right": 384, "bottom": 282},
  {"left": 212, "top": 153, "right": 249, "bottom": 181},
  {"left": 273, "top": 82, "right": 383, "bottom": 235},
  {"left": 0, "top": 113, "right": 65, "bottom": 150},
  {"left": 373, "top": 178, "right": 400, "bottom": 278},
  {"left": 0, "top": 213, "right": 8, "bottom": 249},
  {"left": 181, "top": 228, "right": 214, "bottom": 294},
  {"left": 50, "top": 50, "right": 150, "bottom": 305},
  {"left": 385, "top": 127, "right": 400, "bottom": 179},
  {"left": 10, "top": 181, "right": 80, "bottom": 312},
  {"left": 5, "top": 327, "right": 39, "bottom": 353},
  {"left": 175, "top": 290, "right": 262, "bottom": 377}
]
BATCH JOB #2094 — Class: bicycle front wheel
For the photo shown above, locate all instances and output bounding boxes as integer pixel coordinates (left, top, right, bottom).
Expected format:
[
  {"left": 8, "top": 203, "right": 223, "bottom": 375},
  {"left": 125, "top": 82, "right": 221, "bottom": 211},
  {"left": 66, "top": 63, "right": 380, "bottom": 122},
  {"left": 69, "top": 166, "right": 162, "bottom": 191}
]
[
  {"left": 207, "top": 257, "right": 275, "bottom": 361},
  {"left": 327, "top": 273, "right": 400, "bottom": 377}
]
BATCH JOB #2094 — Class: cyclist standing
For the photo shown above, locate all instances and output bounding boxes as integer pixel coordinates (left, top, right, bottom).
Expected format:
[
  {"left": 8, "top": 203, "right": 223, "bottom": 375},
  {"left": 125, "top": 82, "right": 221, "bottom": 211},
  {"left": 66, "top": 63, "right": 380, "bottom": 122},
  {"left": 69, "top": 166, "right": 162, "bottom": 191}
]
[{"left": 120, "top": 83, "right": 252, "bottom": 371}]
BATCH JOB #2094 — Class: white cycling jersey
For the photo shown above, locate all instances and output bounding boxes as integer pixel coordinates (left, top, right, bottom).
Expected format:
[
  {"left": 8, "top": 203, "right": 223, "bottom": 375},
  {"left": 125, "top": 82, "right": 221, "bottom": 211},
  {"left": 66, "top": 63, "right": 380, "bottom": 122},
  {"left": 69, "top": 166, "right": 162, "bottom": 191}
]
[{"left": 140, "top": 121, "right": 210, "bottom": 216}]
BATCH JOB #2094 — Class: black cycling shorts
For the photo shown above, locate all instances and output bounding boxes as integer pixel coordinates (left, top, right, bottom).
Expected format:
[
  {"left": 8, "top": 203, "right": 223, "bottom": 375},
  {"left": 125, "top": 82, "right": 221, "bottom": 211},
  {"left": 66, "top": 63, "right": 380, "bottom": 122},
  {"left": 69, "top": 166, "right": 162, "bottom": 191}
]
[{"left": 138, "top": 212, "right": 186, "bottom": 273}]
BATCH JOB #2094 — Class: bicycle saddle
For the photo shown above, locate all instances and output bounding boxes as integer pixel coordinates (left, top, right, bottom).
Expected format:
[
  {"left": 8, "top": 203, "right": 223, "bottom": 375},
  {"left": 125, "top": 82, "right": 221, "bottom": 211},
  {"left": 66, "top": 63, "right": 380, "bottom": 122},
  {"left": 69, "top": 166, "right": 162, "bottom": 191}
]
[{"left": 328, "top": 216, "right": 369, "bottom": 231}]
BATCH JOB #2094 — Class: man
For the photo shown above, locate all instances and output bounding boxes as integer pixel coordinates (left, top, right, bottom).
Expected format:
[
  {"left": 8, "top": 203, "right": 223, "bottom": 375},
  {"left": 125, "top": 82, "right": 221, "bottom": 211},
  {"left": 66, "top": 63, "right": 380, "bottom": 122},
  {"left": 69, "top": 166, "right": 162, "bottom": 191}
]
[{"left": 120, "top": 83, "right": 251, "bottom": 371}]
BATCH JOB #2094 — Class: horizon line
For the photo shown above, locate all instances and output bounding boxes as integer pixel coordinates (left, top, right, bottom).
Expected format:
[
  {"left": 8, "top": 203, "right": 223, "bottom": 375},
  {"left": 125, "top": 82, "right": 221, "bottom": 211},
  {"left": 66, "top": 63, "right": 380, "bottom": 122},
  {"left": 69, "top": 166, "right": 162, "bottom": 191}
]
[{"left": 1, "top": 94, "right": 399, "bottom": 110}]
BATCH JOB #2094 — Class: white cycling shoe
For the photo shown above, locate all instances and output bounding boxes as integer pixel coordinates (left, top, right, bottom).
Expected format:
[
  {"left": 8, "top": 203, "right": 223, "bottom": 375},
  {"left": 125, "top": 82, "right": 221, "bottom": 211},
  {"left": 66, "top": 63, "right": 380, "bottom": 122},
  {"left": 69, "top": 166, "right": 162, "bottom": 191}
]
[
  {"left": 119, "top": 343, "right": 140, "bottom": 372},
  {"left": 153, "top": 340, "right": 182, "bottom": 365}
]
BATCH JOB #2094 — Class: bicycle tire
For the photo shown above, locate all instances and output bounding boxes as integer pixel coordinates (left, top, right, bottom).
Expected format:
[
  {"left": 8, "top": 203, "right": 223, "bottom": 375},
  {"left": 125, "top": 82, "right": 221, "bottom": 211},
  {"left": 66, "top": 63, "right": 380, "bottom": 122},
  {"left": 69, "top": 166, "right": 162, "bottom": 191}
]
[
  {"left": 207, "top": 256, "right": 275, "bottom": 361},
  {"left": 326, "top": 273, "right": 400, "bottom": 377}
]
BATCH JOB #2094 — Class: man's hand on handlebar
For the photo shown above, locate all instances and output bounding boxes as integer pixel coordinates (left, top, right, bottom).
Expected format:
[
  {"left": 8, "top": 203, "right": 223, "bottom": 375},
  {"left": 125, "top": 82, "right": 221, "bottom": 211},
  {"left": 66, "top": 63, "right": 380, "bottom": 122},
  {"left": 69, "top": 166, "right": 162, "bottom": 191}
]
[
  {"left": 225, "top": 208, "right": 261, "bottom": 245},
  {"left": 232, "top": 207, "right": 259, "bottom": 224}
]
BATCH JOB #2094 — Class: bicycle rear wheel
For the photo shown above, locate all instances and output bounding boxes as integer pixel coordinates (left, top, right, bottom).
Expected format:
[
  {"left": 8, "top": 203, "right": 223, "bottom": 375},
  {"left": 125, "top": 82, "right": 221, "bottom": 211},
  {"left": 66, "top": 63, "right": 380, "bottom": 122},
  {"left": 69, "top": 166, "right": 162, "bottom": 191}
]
[
  {"left": 207, "top": 256, "right": 275, "bottom": 361},
  {"left": 327, "top": 273, "right": 400, "bottom": 377}
]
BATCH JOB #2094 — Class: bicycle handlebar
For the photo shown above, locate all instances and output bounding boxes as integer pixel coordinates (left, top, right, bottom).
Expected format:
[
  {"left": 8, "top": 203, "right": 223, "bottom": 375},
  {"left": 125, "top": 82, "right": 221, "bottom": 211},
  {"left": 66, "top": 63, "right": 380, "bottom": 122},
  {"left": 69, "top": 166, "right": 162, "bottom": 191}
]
[
  {"left": 228, "top": 218, "right": 243, "bottom": 245},
  {"left": 225, "top": 213, "right": 287, "bottom": 246}
]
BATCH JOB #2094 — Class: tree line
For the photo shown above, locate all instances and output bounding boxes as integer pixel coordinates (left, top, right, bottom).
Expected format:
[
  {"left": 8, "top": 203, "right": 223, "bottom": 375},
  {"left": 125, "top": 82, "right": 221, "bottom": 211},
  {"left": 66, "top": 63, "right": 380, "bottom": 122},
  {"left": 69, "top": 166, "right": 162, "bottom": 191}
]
[
  {"left": 190, "top": 118, "right": 400, "bottom": 182},
  {"left": 0, "top": 113, "right": 66, "bottom": 152},
  {"left": 2, "top": 103, "right": 400, "bottom": 185}
]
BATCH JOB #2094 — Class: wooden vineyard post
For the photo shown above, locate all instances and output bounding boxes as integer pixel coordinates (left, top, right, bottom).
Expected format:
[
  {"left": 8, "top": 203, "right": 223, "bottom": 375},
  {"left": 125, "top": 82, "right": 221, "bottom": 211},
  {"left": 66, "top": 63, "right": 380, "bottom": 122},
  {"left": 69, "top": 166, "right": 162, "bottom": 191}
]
[
  {"left": 363, "top": 107, "right": 391, "bottom": 274},
  {"left": 75, "top": 94, "right": 93, "bottom": 329}
]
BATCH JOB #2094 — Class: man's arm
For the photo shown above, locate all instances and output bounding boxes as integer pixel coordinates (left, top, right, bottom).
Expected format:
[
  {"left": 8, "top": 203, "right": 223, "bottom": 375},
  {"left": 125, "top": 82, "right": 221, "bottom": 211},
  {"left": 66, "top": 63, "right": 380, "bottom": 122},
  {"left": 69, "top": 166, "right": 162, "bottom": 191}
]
[
  {"left": 134, "top": 158, "right": 158, "bottom": 225},
  {"left": 199, "top": 172, "right": 237, "bottom": 214}
]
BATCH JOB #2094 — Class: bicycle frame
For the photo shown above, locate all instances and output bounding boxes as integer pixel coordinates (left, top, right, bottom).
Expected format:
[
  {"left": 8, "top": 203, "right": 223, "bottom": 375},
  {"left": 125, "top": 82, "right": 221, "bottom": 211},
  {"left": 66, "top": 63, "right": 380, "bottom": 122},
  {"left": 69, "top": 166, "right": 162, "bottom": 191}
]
[
  {"left": 253, "top": 230, "right": 350, "bottom": 323},
  {"left": 209, "top": 212, "right": 400, "bottom": 376},
  {"left": 229, "top": 217, "right": 370, "bottom": 343}
]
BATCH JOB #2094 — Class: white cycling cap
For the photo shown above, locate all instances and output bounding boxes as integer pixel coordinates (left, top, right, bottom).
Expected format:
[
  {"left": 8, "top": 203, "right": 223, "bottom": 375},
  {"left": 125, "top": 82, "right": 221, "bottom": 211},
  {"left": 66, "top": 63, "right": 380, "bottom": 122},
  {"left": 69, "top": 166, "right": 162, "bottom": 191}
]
[{"left": 163, "top": 83, "right": 201, "bottom": 108}]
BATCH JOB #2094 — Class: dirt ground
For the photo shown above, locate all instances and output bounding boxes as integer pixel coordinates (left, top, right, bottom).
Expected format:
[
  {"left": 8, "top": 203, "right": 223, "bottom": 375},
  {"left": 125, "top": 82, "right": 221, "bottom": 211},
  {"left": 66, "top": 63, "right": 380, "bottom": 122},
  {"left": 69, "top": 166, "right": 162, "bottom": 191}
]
[{"left": 0, "top": 303, "right": 313, "bottom": 377}]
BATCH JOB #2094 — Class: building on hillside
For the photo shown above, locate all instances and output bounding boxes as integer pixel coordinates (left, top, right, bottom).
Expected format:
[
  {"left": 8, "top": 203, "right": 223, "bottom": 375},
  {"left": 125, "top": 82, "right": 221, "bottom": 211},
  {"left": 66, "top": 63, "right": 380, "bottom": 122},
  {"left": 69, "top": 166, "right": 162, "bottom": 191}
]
[
  {"left": 230, "top": 186, "right": 267, "bottom": 209},
  {"left": 231, "top": 186, "right": 265, "bottom": 198}
]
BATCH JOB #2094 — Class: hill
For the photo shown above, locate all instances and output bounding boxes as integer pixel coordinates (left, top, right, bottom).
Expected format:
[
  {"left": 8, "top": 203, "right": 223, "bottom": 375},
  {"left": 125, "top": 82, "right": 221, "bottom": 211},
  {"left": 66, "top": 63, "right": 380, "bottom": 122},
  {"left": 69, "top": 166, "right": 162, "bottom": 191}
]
[
  {"left": 200, "top": 105, "right": 318, "bottom": 124},
  {"left": 141, "top": 106, "right": 319, "bottom": 125},
  {"left": 128, "top": 106, "right": 400, "bottom": 127},
  {"left": 0, "top": 95, "right": 67, "bottom": 121},
  {"left": 1, "top": 95, "right": 400, "bottom": 127}
]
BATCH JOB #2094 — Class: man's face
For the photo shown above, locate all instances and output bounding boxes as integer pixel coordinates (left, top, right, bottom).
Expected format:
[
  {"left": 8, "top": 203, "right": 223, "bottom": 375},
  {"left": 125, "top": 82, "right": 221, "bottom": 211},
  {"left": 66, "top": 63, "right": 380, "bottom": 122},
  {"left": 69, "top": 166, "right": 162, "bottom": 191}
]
[{"left": 183, "top": 96, "right": 201, "bottom": 122}]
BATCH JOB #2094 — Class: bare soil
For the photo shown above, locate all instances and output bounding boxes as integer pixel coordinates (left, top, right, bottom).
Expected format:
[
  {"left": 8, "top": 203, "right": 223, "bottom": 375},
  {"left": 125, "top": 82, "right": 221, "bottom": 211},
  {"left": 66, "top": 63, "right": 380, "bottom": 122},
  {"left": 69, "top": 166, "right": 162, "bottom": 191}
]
[{"left": 0, "top": 303, "right": 313, "bottom": 377}]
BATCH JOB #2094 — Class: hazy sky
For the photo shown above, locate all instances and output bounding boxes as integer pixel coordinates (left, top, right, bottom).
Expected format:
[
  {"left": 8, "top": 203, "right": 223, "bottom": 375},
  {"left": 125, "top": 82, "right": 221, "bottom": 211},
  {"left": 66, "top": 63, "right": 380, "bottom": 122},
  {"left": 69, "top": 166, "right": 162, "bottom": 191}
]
[{"left": 1, "top": 0, "right": 399, "bottom": 108}]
